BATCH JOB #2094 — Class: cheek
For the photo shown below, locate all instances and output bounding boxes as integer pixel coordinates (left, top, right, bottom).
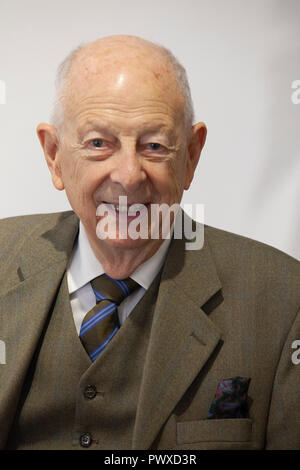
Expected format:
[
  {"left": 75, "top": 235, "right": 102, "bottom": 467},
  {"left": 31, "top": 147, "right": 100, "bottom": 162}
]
[
  {"left": 61, "top": 157, "right": 101, "bottom": 209},
  {"left": 173, "top": 153, "right": 188, "bottom": 189},
  {"left": 59, "top": 153, "right": 78, "bottom": 185},
  {"left": 168, "top": 156, "right": 186, "bottom": 192},
  {"left": 61, "top": 156, "right": 92, "bottom": 192},
  {"left": 149, "top": 162, "right": 184, "bottom": 201}
]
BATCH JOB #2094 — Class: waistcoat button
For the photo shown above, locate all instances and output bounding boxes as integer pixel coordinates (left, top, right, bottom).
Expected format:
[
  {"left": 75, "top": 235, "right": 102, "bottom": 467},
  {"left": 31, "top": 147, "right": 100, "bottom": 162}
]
[
  {"left": 84, "top": 385, "right": 97, "bottom": 399},
  {"left": 79, "top": 432, "right": 92, "bottom": 448}
]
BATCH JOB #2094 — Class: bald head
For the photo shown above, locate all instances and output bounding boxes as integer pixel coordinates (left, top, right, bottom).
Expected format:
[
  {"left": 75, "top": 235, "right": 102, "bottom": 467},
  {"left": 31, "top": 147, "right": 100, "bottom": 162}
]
[{"left": 51, "top": 35, "right": 194, "bottom": 136}]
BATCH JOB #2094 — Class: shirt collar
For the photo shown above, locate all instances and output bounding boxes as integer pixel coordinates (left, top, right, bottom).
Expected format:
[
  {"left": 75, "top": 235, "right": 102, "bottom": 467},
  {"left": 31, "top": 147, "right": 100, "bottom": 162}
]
[{"left": 67, "top": 220, "right": 172, "bottom": 294}]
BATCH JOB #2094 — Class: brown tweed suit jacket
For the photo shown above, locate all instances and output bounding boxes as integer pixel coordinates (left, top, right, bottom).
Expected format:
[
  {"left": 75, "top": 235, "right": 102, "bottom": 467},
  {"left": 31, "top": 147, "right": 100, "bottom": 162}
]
[{"left": 0, "top": 210, "right": 299, "bottom": 449}]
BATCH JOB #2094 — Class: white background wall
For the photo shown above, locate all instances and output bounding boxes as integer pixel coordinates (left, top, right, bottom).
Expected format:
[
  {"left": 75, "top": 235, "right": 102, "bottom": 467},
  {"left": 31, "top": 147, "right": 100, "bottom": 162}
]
[{"left": 0, "top": 0, "right": 299, "bottom": 259}]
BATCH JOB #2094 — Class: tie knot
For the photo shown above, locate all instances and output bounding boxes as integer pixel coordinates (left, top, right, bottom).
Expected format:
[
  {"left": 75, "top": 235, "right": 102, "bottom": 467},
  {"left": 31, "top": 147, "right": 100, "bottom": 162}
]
[{"left": 91, "top": 273, "right": 139, "bottom": 305}]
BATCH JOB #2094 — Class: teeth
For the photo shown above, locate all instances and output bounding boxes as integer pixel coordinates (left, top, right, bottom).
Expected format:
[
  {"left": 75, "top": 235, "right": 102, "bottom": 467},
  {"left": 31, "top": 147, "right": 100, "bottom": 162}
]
[{"left": 106, "top": 203, "right": 148, "bottom": 213}]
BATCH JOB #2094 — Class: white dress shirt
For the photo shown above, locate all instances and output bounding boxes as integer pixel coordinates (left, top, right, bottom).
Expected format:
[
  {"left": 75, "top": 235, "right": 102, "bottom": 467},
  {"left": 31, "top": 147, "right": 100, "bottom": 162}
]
[{"left": 67, "top": 221, "right": 172, "bottom": 335}]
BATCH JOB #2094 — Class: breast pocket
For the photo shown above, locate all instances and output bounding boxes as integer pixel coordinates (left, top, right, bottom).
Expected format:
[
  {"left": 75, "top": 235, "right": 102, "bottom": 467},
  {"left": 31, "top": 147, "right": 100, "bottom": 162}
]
[{"left": 177, "top": 418, "right": 252, "bottom": 448}]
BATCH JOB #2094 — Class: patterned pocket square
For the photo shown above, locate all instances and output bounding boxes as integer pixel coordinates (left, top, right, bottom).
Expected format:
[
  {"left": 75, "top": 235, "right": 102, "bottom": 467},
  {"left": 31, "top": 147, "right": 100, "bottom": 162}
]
[{"left": 207, "top": 376, "right": 251, "bottom": 419}]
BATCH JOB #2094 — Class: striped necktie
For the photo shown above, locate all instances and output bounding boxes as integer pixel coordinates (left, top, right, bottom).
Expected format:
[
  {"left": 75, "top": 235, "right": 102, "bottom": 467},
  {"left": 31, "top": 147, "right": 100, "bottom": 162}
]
[{"left": 79, "top": 274, "right": 139, "bottom": 362}]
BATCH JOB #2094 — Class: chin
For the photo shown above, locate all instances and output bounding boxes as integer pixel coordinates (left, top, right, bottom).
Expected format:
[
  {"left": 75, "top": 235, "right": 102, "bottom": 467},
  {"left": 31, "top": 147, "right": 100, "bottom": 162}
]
[{"left": 100, "top": 234, "right": 155, "bottom": 250}]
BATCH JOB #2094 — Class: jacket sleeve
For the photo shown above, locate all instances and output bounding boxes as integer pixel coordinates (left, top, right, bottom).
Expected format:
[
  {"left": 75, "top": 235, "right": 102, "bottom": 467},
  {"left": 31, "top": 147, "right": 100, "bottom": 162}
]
[{"left": 266, "top": 307, "right": 300, "bottom": 449}]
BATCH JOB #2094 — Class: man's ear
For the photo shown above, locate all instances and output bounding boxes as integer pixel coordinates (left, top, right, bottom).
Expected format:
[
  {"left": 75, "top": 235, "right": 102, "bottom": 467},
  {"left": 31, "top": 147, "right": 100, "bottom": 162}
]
[
  {"left": 184, "top": 122, "right": 207, "bottom": 190},
  {"left": 36, "top": 123, "right": 65, "bottom": 191}
]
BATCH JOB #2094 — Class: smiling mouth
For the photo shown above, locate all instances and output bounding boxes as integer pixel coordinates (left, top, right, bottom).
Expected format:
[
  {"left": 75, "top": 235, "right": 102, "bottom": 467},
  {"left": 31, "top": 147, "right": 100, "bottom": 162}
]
[{"left": 100, "top": 201, "right": 150, "bottom": 215}]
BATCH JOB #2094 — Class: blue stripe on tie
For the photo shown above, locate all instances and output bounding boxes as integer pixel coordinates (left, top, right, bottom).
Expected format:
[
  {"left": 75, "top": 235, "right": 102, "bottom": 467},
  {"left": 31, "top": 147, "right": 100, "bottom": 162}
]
[
  {"left": 92, "top": 287, "right": 107, "bottom": 302},
  {"left": 80, "top": 307, "right": 115, "bottom": 337},
  {"left": 79, "top": 303, "right": 116, "bottom": 337},
  {"left": 117, "top": 279, "right": 130, "bottom": 296},
  {"left": 81, "top": 302, "right": 115, "bottom": 331},
  {"left": 104, "top": 273, "right": 129, "bottom": 297},
  {"left": 80, "top": 303, "right": 115, "bottom": 336},
  {"left": 89, "top": 326, "right": 119, "bottom": 361}
]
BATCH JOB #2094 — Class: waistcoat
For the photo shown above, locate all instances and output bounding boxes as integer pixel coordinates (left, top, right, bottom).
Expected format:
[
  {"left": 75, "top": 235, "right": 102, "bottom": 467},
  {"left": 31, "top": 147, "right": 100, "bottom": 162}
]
[{"left": 6, "top": 269, "right": 161, "bottom": 450}]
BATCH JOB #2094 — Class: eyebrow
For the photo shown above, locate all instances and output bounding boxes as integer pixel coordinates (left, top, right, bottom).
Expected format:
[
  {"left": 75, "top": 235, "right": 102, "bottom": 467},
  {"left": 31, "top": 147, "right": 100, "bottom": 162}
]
[{"left": 77, "top": 123, "right": 111, "bottom": 139}]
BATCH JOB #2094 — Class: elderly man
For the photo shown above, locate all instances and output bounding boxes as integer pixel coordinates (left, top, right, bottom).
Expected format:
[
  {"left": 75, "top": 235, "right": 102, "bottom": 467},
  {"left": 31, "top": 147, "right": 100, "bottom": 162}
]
[{"left": 0, "top": 35, "right": 299, "bottom": 451}]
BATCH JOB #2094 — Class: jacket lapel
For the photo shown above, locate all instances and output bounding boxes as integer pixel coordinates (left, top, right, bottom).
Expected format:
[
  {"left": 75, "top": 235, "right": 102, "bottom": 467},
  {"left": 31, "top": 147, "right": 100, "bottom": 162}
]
[
  {"left": 0, "top": 211, "right": 79, "bottom": 448},
  {"left": 133, "top": 223, "right": 223, "bottom": 449}
]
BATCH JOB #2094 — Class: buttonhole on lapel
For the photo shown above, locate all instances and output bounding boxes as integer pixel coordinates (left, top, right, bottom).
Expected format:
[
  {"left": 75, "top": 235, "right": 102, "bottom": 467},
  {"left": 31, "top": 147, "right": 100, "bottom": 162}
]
[
  {"left": 201, "top": 290, "right": 224, "bottom": 315},
  {"left": 17, "top": 267, "right": 25, "bottom": 282},
  {"left": 190, "top": 331, "right": 206, "bottom": 346}
]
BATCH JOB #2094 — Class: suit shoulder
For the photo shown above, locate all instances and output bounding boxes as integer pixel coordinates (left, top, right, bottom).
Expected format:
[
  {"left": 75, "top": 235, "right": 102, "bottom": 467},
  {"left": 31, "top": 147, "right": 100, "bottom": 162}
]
[
  {"left": 204, "top": 224, "right": 299, "bottom": 269},
  {"left": 0, "top": 210, "right": 75, "bottom": 246},
  {"left": 201, "top": 224, "right": 300, "bottom": 338},
  {"left": 203, "top": 224, "right": 300, "bottom": 299}
]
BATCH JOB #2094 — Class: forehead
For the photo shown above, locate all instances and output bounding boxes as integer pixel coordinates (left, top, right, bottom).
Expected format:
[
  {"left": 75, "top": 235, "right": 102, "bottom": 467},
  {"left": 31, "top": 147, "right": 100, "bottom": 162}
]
[{"left": 63, "top": 49, "right": 185, "bottom": 132}]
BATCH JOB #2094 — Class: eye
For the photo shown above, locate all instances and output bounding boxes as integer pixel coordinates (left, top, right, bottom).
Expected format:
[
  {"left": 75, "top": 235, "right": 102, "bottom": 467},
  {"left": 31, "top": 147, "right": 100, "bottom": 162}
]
[
  {"left": 147, "top": 143, "right": 163, "bottom": 151},
  {"left": 90, "top": 138, "right": 106, "bottom": 148}
]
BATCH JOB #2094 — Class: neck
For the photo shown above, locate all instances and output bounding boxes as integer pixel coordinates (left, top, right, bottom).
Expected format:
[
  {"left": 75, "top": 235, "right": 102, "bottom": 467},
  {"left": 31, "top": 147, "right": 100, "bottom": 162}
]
[{"left": 85, "top": 232, "right": 164, "bottom": 279}]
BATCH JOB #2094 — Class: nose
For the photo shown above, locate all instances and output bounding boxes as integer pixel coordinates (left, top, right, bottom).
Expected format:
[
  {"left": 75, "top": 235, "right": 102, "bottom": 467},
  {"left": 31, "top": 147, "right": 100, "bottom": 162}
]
[{"left": 110, "top": 144, "right": 147, "bottom": 193}]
